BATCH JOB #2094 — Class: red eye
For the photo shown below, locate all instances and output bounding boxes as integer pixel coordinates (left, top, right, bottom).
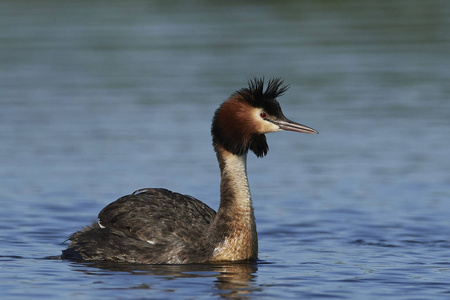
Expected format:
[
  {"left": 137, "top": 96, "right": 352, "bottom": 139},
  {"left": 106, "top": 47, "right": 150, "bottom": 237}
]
[{"left": 260, "top": 112, "right": 267, "bottom": 118}]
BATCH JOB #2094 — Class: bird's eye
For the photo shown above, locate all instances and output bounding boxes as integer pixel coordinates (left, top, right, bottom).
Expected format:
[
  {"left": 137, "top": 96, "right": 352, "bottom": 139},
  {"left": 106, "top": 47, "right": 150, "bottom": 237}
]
[{"left": 260, "top": 112, "right": 267, "bottom": 119}]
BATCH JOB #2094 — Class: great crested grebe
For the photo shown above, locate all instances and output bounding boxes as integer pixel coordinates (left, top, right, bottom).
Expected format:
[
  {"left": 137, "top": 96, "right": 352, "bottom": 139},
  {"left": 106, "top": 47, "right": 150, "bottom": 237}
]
[{"left": 62, "top": 78, "right": 317, "bottom": 264}]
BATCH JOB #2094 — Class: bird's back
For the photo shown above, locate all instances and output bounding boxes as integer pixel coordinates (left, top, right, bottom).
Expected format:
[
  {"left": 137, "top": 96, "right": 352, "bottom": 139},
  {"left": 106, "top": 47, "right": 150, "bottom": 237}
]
[{"left": 62, "top": 188, "right": 217, "bottom": 264}]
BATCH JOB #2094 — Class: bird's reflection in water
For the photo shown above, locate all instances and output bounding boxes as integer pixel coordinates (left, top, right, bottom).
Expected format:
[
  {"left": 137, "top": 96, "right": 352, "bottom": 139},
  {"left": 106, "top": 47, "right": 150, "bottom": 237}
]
[
  {"left": 71, "top": 260, "right": 261, "bottom": 299},
  {"left": 213, "top": 263, "right": 260, "bottom": 298}
]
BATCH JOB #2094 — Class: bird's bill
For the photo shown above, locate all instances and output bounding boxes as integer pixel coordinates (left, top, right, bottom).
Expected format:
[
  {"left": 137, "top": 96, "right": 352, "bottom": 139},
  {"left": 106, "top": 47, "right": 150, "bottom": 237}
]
[{"left": 272, "top": 118, "right": 318, "bottom": 134}]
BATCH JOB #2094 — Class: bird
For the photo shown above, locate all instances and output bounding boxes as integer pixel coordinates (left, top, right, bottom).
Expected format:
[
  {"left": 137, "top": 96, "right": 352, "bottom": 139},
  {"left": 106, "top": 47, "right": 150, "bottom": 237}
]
[{"left": 61, "top": 78, "right": 317, "bottom": 264}]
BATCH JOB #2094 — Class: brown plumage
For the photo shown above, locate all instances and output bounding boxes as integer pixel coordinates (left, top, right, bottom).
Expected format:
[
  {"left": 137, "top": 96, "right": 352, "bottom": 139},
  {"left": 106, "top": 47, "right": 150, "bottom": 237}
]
[{"left": 61, "top": 78, "right": 317, "bottom": 264}]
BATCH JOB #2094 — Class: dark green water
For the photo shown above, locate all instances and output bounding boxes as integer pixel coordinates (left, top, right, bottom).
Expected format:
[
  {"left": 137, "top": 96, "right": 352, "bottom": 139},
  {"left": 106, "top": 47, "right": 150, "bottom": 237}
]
[{"left": 1, "top": 1, "right": 450, "bottom": 299}]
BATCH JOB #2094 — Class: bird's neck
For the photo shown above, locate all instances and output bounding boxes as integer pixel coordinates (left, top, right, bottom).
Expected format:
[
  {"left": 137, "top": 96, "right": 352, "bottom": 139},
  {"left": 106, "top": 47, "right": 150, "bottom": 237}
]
[{"left": 207, "top": 144, "right": 258, "bottom": 262}]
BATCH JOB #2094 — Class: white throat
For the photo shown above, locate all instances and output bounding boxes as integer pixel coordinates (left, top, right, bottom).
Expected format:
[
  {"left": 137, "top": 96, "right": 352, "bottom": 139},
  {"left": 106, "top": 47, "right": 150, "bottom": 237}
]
[{"left": 220, "top": 152, "right": 252, "bottom": 211}]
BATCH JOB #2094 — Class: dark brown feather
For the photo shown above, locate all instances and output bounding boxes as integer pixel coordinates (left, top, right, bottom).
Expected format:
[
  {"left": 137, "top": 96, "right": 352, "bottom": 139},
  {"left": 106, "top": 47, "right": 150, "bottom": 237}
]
[{"left": 62, "top": 188, "right": 217, "bottom": 263}]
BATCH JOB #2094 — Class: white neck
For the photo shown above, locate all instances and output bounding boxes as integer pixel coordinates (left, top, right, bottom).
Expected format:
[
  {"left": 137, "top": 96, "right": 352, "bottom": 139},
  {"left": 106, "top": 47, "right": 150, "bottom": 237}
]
[
  {"left": 219, "top": 152, "right": 251, "bottom": 211},
  {"left": 207, "top": 147, "right": 258, "bottom": 261}
]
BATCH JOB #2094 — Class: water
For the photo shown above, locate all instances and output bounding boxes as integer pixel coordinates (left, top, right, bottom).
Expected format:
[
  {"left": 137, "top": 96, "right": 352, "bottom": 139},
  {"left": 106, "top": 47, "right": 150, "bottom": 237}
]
[{"left": 1, "top": 0, "right": 450, "bottom": 298}]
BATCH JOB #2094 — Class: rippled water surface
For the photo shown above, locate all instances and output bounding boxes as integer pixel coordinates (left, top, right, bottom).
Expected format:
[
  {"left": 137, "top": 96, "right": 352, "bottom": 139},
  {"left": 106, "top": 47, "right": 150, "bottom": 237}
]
[{"left": 1, "top": 0, "right": 450, "bottom": 299}]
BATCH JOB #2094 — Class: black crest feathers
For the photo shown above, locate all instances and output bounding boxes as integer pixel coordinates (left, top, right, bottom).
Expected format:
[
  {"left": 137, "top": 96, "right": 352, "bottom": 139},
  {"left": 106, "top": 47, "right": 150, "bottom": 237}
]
[{"left": 236, "top": 78, "right": 289, "bottom": 116}]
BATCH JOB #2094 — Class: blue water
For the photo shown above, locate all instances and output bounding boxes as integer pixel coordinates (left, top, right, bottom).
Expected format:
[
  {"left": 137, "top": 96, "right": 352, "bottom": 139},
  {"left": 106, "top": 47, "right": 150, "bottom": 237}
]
[{"left": 1, "top": 0, "right": 450, "bottom": 299}]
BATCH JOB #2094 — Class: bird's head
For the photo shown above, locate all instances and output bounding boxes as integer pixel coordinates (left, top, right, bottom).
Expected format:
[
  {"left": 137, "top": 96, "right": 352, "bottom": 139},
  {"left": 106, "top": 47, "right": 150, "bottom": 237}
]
[{"left": 212, "top": 78, "right": 317, "bottom": 157}]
